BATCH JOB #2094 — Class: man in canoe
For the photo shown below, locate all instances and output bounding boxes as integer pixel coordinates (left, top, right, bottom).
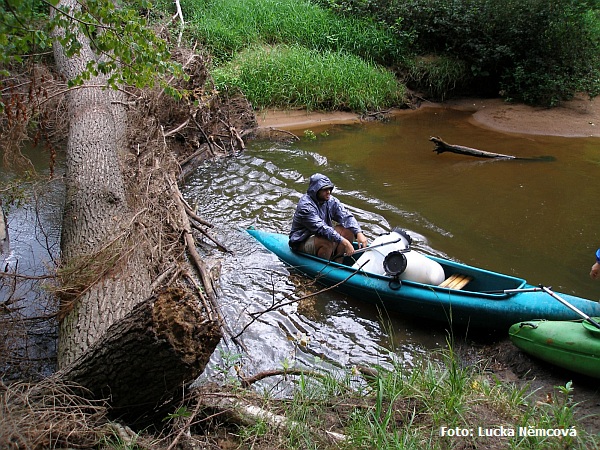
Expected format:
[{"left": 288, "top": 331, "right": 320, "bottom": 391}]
[{"left": 289, "top": 173, "right": 368, "bottom": 260}]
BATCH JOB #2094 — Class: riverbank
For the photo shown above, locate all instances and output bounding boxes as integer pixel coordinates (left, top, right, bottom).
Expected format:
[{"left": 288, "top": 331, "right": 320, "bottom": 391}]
[
  {"left": 256, "top": 96, "right": 600, "bottom": 436},
  {"left": 257, "top": 94, "right": 600, "bottom": 137}
]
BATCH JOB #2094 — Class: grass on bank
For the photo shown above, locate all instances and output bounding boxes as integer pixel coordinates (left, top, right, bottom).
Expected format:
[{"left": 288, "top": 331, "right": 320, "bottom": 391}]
[
  {"left": 159, "top": 0, "right": 414, "bottom": 112},
  {"left": 226, "top": 344, "right": 597, "bottom": 450},
  {"left": 212, "top": 44, "right": 407, "bottom": 112},
  {"left": 3, "top": 339, "right": 596, "bottom": 448},
  {"left": 177, "top": 0, "right": 407, "bottom": 65}
]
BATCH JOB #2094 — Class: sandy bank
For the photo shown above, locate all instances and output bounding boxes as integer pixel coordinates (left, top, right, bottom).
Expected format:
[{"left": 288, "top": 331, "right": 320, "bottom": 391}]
[{"left": 257, "top": 94, "right": 600, "bottom": 137}]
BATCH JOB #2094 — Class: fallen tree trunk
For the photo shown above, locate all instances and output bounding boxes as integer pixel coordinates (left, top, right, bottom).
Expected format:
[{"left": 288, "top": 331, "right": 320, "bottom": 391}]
[
  {"left": 197, "top": 391, "right": 347, "bottom": 446},
  {"left": 58, "top": 286, "right": 221, "bottom": 424},
  {"left": 52, "top": 0, "right": 154, "bottom": 367},
  {"left": 46, "top": 0, "right": 231, "bottom": 422},
  {"left": 430, "top": 136, "right": 517, "bottom": 159},
  {"left": 0, "top": 0, "right": 255, "bottom": 431}
]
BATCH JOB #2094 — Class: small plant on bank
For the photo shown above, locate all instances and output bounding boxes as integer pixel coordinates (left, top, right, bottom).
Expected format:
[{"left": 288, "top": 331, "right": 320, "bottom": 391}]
[
  {"left": 303, "top": 130, "right": 317, "bottom": 140},
  {"left": 213, "top": 348, "right": 244, "bottom": 385}
]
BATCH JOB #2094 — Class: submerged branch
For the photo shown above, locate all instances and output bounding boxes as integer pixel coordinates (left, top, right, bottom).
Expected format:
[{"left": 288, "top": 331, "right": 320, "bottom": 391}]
[
  {"left": 233, "top": 261, "right": 368, "bottom": 339},
  {"left": 429, "top": 136, "right": 555, "bottom": 161},
  {"left": 430, "top": 136, "right": 517, "bottom": 159}
]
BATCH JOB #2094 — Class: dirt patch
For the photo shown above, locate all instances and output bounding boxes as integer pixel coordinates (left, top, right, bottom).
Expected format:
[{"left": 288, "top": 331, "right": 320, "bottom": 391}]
[
  {"left": 443, "top": 94, "right": 600, "bottom": 137},
  {"left": 256, "top": 108, "right": 365, "bottom": 130},
  {"left": 258, "top": 94, "right": 600, "bottom": 137}
]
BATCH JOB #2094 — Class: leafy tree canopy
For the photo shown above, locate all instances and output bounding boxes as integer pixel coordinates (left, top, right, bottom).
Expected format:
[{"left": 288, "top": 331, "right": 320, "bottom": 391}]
[{"left": 0, "top": 0, "right": 184, "bottom": 102}]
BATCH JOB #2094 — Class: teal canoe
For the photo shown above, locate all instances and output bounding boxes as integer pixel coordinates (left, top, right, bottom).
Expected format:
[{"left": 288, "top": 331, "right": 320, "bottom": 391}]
[
  {"left": 509, "top": 319, "right": 600, "bottom": 378},
  {"left": 247, "top": 228, "right": 600, "bottom": 330}
]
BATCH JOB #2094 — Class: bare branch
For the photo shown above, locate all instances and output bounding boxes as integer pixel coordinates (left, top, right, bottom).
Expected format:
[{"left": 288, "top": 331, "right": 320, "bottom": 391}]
[{"left": 233, "top": 261, "right": 368, "bottom": 339}]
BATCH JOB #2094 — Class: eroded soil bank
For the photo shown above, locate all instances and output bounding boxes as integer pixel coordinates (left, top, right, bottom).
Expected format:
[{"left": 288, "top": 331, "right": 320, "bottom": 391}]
[{"left": 257, "top": 94, "right": 600, "bottom": 137}]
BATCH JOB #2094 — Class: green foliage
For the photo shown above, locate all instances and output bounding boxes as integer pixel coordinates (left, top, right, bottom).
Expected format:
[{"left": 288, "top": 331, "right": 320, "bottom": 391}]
[
  {"left": 163, "top": 406, "right": 192, "bottom": 422},
  {"left": 303, "top": 130, "right": 317, "bottom": 141},
  {"left": 314, "top": 0, "right": 600, "bottom": 105},
  {"left": 383, "top": 0, "right": 600, "bottom": 105},
  {"left": 0, "top": 0, "right": 183, "bottom": 93},
  {"left": 403, "top": 55, "right": 468, "bottom": 100},
  {"left": 212, "top": 348, "right": 243, "bottom": 385},
  {"left": 177, "top": 0, "right": 407, "bottom": 65},
  {"left": 212, "top": 44, "right": 406, "bottom": 112},
  {"left": 0, "top": 0, "right": 51, "bottom": 73}
]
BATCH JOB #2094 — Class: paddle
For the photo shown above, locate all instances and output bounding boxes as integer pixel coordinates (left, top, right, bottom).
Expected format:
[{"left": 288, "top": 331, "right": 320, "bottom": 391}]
[
  {"left": 332, "top": 236, "right": 404, "bottom": 260},
  {"left": 484, "top": 285, "right": 600, "bottom": 330},
  {"left": 538, "top": 285, "right": 600, "bottom": 330}
]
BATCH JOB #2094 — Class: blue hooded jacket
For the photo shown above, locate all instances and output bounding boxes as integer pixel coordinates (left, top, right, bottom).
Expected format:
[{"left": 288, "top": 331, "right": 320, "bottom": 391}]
[{"left": 289, "top": 173, "right": 362, "bottom": 246}]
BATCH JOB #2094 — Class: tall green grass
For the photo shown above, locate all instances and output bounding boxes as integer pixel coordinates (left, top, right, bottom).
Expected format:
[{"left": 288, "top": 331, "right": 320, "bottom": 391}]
[
  {"left": 177, "top": 0, "right": 406, "bottom": 65},
  {"left": 212, "top": 44, "right": 406, "bottom": 112}
]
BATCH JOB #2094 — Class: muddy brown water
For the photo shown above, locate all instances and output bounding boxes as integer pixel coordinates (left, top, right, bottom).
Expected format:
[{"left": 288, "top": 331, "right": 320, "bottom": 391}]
[{"left": 184, "top": 107, "right": 600, "bottom": 430}]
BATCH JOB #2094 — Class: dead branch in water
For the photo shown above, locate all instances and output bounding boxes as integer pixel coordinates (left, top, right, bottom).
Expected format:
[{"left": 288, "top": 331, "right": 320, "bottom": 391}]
[
  {"left": 430, "top": 136, "right": 556, "bottom": 162},
  {"left": 430, "top": 136, "right": 517, "bottom": 159}
]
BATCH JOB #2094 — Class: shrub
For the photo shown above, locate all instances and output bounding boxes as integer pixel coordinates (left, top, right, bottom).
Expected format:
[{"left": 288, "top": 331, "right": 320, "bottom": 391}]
[
  {"left": 317, "top": 0, "right": 600, "bottom": 105},
  {"left": 402, "top": 54, "right": 469, "bottom": 100},
  {"left": 399, "top": 0, "right": 600, "bottom": 104}
]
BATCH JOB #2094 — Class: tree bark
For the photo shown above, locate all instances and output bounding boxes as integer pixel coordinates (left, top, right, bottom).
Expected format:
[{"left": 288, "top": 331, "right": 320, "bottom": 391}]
[
  {"left": 49, "top": 0, "right": 221, "bottom": 418},
  {"left": 59, "top": 287, "right": 221, "bottom": 423},
  {"left": 52, "top": 0, "right": 153, "bottom": 367}
]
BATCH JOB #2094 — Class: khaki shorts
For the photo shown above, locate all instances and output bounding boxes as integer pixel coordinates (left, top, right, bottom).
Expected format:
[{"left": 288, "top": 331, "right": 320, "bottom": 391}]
[{"left": 296, "top": 236, "right": 317, "bottom": 255}]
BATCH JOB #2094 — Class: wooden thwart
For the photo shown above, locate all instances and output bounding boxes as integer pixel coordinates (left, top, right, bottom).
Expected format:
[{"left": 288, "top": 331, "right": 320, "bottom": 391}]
[{"left": 439, "top": 273, "right": 473, "bottom": 290}]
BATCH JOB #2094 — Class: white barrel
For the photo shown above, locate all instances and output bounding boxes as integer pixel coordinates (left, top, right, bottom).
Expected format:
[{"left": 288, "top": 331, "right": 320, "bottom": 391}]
[
  {"left": 352, "top": 230, "right": 445, "bottom": 285},
  {"left": 352, "top": 231, "right": 409, "bottom": 274},
  {"left": 399, "top": 251, "right": 445, "bottom": 285}
]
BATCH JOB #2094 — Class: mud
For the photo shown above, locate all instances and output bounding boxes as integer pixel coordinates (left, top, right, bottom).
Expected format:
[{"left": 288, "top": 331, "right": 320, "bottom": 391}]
[{"left": 258, "top": 94, "right": 600, "bottom": 138}]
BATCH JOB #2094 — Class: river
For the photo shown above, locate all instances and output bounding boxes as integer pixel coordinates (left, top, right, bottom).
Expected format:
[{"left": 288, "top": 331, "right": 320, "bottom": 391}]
[
  {"left": 4, "top": 107, "right": 600, "bottom": 386},
  {"left": 183, "top": 106, "right": 600, "bottom": 385}
]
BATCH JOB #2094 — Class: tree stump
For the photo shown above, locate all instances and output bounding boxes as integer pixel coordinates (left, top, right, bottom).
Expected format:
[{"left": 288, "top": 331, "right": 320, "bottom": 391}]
[{"left": 58, "top": 286, "right": 222, "bottom": 423}]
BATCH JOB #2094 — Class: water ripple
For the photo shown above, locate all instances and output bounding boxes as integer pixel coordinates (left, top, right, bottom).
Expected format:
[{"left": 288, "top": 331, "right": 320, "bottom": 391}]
[{"left": 184, "top": 150, "right": 447, "bottom": 383}]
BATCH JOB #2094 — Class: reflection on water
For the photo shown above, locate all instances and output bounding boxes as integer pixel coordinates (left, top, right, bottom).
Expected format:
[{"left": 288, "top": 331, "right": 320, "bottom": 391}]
[
  {"left": 1, "top": 146, "right": 63, "bottom": 377},
  {"left": 184, "top": 107, "right": 600, "bottom": 379}
]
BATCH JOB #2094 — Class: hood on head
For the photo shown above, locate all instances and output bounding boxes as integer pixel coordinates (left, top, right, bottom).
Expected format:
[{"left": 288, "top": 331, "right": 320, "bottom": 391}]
[{"left": 307, "top": 173, "right": 334, "bottom": 201}]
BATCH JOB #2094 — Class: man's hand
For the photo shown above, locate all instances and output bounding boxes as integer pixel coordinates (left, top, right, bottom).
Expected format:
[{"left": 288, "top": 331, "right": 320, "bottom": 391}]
[
  {"left": 342, "top": 238, "right": 355, "bottom": 256},
  {"left": 356, "top": 232, "right": 368, "bottom": 249},
  {"left": 591, "top": 262, "right": 600, "bottom": 280}
]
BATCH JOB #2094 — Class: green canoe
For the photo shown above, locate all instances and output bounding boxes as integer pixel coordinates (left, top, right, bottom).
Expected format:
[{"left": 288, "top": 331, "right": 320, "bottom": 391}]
[{"left": 509, "top": 319, "right": 600, "bottom": 378}]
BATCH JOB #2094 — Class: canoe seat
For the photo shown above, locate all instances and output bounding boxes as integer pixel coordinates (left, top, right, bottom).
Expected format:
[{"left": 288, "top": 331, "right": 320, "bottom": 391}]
[{"left": 439, "top": 273, "right": 473, "bottom": 290}]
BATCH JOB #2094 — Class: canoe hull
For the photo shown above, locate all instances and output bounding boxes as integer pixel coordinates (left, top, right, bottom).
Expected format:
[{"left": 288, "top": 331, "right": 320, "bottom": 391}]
[
  {"left": 509, "top": 320, "right": 600, "bottom": 378},
  {"left": 247, "top": 229, "right": 600, "bottom": 330}
]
